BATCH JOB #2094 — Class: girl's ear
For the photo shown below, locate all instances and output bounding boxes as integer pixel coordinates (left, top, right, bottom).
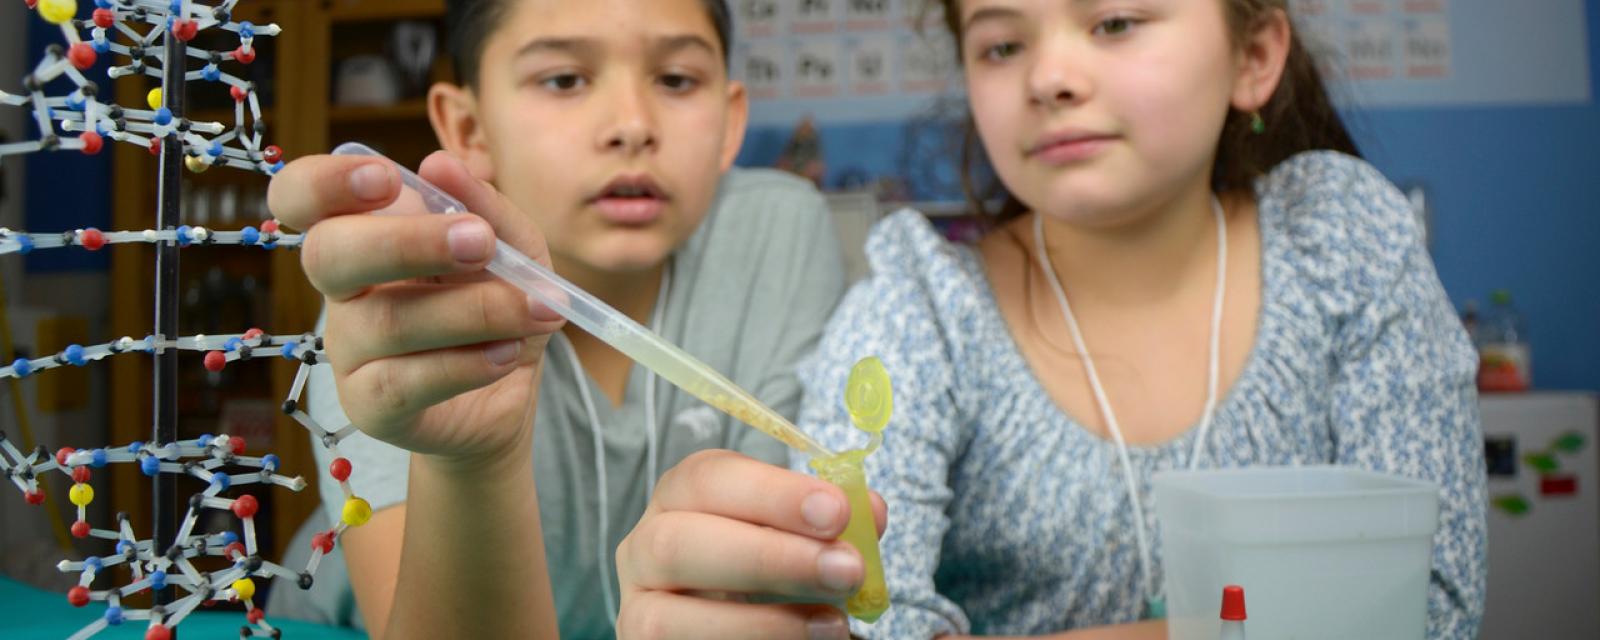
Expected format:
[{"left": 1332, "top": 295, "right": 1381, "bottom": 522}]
[
  {"left": 428, "top": 82, "right": 496, "bottom": 182},
  {"left": 1230, "top": 8, "right": 1293, "bottom": 112},
  {"left": 718, "top": 80, "right": 749, "bottom": 172}
]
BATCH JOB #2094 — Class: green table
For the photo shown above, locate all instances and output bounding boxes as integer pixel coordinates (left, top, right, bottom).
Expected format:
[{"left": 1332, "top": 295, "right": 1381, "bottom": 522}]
[{"left": 0, "top": 575, "right": 366, "bottom": 639}]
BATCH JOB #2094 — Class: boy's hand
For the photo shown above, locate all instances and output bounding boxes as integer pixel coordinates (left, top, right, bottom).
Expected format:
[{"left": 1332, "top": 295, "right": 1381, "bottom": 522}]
[
  {"left": 268, "top": 151, "right": 565, "bottom": 465},
  {"left": 615, "top": 450, "right": 888, "bottom": 640}
]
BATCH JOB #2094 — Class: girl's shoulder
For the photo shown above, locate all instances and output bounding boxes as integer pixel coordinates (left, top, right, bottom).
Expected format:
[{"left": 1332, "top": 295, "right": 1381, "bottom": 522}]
[
  {"left": 818, "top": 209, "right": 997, "bottom": 365},
  {"left": 1256, "top": 151, "right": 1425, "bottom": 313},
  {"left": 802, "top": 209, "right": 996, "bottom": 423},
  {"left": 860, "top": 208, "right": 992, "bottom": 307}
]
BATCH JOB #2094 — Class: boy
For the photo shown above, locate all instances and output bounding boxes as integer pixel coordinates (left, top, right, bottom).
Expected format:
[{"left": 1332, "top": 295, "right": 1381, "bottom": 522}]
[{"left": 267, "top": 0, "right": 855, "bottom": 636}]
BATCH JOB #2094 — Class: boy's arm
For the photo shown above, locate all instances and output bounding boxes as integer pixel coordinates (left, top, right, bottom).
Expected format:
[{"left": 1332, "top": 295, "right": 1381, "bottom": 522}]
[
  {"left": 368, "top": 448, "right": 554, "bottom": 639},
  {"left": 272, "top": 152, "right": 562, "bottom": 639},
  {"left": 340, "top": 507, "right": 402, "bottom": 635},
  {"left": 343, "top": 446, "right": 553, "bottom": 640}
]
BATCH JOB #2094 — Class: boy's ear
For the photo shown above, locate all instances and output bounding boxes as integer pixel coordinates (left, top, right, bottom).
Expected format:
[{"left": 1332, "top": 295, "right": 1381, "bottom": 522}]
[
  {"left": 718, "top": 80, "right": 749, "bottom": 172},
  {"left": 428, "top": 83, "right": 496, "bottom": 182},
  {"left": 1230, "top": 8, "right": 1292, "bottom": 113}
]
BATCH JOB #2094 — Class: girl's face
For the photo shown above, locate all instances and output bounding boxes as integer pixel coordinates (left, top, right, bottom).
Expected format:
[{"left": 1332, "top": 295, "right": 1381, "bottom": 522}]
[
  {"left": 441, "top": 0, "right": 746, "bottom": 275},
  {"left": 957, "top": 0, "right": 1244, "bottom": 225}
]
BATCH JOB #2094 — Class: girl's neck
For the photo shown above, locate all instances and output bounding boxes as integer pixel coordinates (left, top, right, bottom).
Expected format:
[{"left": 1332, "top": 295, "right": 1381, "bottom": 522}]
[{"left": 1034, "top": 181, "right": 1223, "bottom": 308}]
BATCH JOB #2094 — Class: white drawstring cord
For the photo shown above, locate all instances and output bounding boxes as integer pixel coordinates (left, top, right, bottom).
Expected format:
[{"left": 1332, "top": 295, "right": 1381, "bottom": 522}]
[
  {"left": 557, "top": 267, "right": 671, "bottom": 626},
  {"left": 1031, "top": 196, "right": 1227, "bottom": 611}
]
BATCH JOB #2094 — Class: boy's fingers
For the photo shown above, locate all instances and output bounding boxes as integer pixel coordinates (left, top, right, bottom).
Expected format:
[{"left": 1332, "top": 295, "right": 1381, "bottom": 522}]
[
  {"left": 324, "top": 279, "right": 563, "bottom": 366},
  {"left": 617, "top": 591, "right": 848, "bottom": 640},
  {"left": 619, "top": 510, "right": 862, "bottom": 600},
  {"left": 299, "top": 212, "right": 496, "bottom": 301},
  {"left": 416, "top": 151, "right": 554, "bottom": 268},
  {"left": 336, "top": 339, "right": 540, "bottom": 441},
  {"left": 267, "top": 155, "right": 401, "bottom": 231},
  {"left": 648, "top": 450, "right": 853, "bottom": 540}
]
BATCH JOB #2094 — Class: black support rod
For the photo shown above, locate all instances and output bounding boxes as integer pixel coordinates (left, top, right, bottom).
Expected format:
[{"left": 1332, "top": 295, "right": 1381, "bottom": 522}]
[{"left": 152, "top": 27, "right": 185, "bottom": 614}]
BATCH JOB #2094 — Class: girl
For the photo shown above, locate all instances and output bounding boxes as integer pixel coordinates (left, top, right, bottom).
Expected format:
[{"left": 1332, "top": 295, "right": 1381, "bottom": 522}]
[
  {"left": 793, "top": 0, "right": 1487, "bottom": 637},
  {"left": 267, "top": 0, "right": 861, "bottom": 637}
]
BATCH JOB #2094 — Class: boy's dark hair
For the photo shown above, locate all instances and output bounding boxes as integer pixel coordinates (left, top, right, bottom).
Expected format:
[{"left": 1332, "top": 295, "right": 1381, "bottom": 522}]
[
  {"left": 931, "top": 0, "right": 1360, "bottom": 221},
  {"left": 446, "top": 0, "right": 734, "bottom": 88}
]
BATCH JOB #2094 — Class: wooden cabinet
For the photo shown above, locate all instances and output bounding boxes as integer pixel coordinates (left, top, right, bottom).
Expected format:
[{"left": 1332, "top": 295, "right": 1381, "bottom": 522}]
[{"left": 107, "top": 0, "right": 448, "bottom": 562}]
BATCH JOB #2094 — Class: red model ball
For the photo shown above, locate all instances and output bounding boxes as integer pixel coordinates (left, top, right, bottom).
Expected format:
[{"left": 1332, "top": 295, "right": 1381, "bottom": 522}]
[
  {"left": 79, "top": 131, "right": 103, "bottom": 156},
  {"left": 231, "top": 494, "right": 259, "bottom": 519},
  {"left": 80, "top": 227, "right": 106, "bottom": 250},
  {"left": 172, "top": 20, "right": 199, "bottom": 42},
  {"left": 329, "top": 457, "right": 352, "bottom": 482},
  {"left": 68, "top": 43, "right": 96, "bottom": 70}
]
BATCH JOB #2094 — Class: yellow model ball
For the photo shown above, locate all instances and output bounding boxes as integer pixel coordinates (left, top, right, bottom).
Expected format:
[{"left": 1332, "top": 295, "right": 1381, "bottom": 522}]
[
  {"left": 68, "top": 482, "right": 94, "bottom": 507},
  {"left": 232, "top": 578, "right": 256, "bottom": 601},
  {"left": 39, "top": 0, "right": 77, "bottom": 25},
  {"left": 845, "top": 356, "right": 893, "bottom": 433},
  {"left": 184, "top": 155, "right": 210, "bottom": 173},
  {"left": 146, "top": 87, "right": 162, "bottom": 110},
  {"left": 342, "top": 496, "right": 373, "bottom": 527}
]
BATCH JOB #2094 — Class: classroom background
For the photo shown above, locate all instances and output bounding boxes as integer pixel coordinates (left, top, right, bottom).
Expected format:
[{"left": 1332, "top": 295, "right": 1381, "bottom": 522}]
[{"left": 1, "top": 1, "right": 1596, "bottom": 638}]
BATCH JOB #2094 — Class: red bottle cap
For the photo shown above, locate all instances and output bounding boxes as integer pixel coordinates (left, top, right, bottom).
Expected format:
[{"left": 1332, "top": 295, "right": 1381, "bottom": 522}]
[{"left": 1221, "top": 584, "right": 1247, "bottom": 621}]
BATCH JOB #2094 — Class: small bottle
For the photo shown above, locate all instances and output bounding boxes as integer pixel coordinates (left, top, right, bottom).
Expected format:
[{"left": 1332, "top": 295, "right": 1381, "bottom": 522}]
[
  {"left": 1478, "top": 289, "right": 1531, "bottom": 392},
  {"left": 1220, "top": 584, "right": 1247, "bottom": 640}
]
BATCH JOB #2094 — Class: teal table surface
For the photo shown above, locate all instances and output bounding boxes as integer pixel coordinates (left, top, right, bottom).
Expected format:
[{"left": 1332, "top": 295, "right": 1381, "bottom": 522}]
[{"left": 0, "top": 575, "right": 366, "bottom": 639}]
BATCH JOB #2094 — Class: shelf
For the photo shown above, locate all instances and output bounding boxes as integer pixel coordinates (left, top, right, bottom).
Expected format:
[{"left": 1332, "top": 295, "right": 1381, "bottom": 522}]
[
  {"left": 324, "top": 0, "right": 444, "bottom": 22},
  {"left": 328, "top": 99, "right": 430, "bottom": 124}
]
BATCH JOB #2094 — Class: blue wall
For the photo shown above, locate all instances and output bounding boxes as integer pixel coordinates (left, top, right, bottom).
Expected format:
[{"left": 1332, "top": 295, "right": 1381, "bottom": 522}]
[
  {"left": 20, "top": 7, "right": 112, "bottom": 274},
  {"left": 741, "top": 1, "right": 1600, "bottom": 392},
  {"left": 1320, "top": 0, "right": 1600, "bottom": 393}
]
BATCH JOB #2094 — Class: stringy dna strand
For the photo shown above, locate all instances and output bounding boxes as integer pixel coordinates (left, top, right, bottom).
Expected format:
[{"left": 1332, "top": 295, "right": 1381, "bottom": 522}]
[
  {"left": 2, "top": 2, "right": 373, "bottom": 638},
  {"left": 0, "top": 219, "right": 302, "bottom": 255},
  {"left": 1, "top": 0, "right": 286, "bottom": 174},
  {"left": 2, "top": 330, "right": 378, "bottom": 639}
]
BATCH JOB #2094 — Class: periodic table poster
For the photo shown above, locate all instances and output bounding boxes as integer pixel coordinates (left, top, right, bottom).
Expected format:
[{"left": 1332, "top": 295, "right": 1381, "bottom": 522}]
[
  {"left": 1290, "top": 0, "right": 1590, "bottom": 107},
  {"left": 734, "top": 0, "right": 1591, "bottom": 128},
  {"left": 732, "top": 0, "right": 960, "bottom": 127}
]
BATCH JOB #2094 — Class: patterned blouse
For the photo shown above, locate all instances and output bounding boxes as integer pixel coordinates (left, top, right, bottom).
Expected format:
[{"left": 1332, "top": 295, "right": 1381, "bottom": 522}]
[{"left": 794, "top": 152, "right": 1486, "bottom": 638}]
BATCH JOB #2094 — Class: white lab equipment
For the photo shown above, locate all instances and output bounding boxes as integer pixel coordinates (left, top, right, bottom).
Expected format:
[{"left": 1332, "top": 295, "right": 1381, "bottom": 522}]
[{"left": 1155, "top": 465, "right": 1438, "bottom": 640}]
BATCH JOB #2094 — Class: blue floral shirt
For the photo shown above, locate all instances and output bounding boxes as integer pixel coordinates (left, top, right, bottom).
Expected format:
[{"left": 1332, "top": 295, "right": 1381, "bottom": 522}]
[{"left": 794, "top": 152, "right": 1486, "bottom": 638}]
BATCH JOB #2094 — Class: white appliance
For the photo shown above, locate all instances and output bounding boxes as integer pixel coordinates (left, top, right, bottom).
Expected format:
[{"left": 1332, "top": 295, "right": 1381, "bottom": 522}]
[{"left": 1479, "top": 392, "right": 1600, "bottom": 639}]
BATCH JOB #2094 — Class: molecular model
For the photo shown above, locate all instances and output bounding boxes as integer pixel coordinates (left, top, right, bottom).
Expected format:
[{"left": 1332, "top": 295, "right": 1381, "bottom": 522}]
[
  {"left": 1, "top": 0, "right": 285, "bottom": 173},
  {"left": 1, "top": 2, "right": 373, "bottom": 638},
  {"left": 0, "top": 331, "right": 375, "bottom": 640}
]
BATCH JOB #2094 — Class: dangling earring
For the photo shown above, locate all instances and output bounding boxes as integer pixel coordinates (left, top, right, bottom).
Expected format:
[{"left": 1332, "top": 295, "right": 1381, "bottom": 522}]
[{"left": 1249, "top": 111, "right": 1266, "bottom": 135}]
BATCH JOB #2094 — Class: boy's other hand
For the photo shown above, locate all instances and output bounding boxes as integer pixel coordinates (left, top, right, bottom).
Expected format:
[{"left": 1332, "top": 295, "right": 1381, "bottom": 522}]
[{"left": 616, "top": 450, "right": 888, "bottom": 640}]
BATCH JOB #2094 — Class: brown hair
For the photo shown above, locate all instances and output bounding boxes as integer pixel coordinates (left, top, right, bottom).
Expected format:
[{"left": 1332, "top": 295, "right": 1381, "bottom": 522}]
[
  {"left": 446, "top": 0, "right": 734, "bottom": 88},
  {"left": 933, "top": 0, "right": 1360, "bottom": 220}
]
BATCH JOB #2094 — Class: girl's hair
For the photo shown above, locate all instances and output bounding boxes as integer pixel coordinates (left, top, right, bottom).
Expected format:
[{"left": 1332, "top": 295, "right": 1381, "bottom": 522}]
[
  {"left": 446, "top": 0, "right": 734, "bottom": 88},
  {"left": 933, "top": 0, "right": 1360, "bottom": 220}
]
